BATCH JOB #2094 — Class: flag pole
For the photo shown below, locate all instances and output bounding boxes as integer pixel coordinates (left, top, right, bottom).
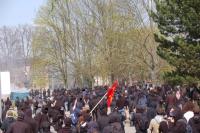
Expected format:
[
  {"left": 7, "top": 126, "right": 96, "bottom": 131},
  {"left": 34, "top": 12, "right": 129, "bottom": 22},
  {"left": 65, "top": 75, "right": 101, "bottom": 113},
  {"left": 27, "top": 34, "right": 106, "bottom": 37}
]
[
  {"left": 89, "top": 92, "right": 107, "bottom": 115},
  {"left": 80, "top": 92, "right": 107, "bottom": 127},
  {"left": 89, "top": 80, "right": 118, "bottom": 115}
]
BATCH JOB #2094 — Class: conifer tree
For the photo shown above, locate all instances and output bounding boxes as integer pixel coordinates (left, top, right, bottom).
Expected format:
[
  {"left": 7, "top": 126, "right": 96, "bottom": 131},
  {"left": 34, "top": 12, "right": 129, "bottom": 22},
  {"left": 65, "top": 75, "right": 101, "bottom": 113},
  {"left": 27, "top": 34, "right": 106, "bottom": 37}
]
[{"left": 152, "top": 0, "right": 200, "bottom": 84}]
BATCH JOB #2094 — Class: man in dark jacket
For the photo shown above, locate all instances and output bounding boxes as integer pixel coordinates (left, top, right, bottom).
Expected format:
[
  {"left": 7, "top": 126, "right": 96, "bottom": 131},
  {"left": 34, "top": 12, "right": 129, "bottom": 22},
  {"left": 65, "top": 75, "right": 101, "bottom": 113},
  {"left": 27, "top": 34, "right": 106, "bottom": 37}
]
[
  {"left": 24, "top": 109, "right": 38, "bottom": 133},
  {"left": 6, "top": 111, "right": 31, "bottom": 133},
  {"left": 2, "top": 106, "right": 9, "bottom": 121},
  {"left": 132, "top": 105, "right": 148, "bottom": 133},
  {"left": 34, "top": 107, "right": 49, "bottom": 131},
  {"left": 1, "top": 111, "right": 16, "bottom": 132},
  {"left": 189, "top": 112, "right": 200, "bottom": 133},
  {"left": 47, "top": 89, "right": 51, "bottom": 97},
  {"left": 41, "top": 121, "right": 52, "bottom": 133},
  {"left": 5, "top": 98, "right": 12, "bottom": 109},
  {"left": 43, "top": 89, "right": 47, "bottom": 99},
  {"left": 58, "top": 117, "right": 72, "bottom": 133},
  {"left": 97, "top": 107, "right": 109, "bottom": 132},
  {"left": 15, "top": 97, "right": 20, "bottom": 109},
  {"left": 102, "top": 112, "right": 124, "bottom": 133}
]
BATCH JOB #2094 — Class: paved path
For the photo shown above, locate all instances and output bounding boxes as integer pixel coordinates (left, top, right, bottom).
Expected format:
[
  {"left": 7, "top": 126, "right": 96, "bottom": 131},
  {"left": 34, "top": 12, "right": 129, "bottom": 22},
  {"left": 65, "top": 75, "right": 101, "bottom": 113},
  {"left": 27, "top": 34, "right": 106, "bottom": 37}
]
[{"left": 124, "top": 120, "right": 136, "bottom": 133}]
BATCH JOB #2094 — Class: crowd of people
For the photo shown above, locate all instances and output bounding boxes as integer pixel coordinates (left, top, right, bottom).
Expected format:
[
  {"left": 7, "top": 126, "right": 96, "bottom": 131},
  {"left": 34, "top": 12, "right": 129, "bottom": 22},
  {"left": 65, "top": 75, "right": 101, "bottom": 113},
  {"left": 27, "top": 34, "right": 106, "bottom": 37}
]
[{"left": 0, "top": 83, "right": 200, "bottom": 133}]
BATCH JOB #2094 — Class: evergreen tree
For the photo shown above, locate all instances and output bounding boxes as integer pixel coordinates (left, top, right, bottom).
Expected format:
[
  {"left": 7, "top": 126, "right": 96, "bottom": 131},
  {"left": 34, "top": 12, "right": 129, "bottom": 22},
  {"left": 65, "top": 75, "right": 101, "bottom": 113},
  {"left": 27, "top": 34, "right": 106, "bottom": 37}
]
[{"left": 151, "top": 0, "right": 200, "bottom": 85}]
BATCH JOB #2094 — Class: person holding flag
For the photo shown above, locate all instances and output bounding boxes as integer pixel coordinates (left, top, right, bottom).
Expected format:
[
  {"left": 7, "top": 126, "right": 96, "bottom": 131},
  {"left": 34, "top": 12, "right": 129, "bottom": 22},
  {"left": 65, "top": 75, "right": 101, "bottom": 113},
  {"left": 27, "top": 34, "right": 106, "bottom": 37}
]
[
  {"left": 89, "top": 80, "right": 119, "bottom": 115},
  {"left": 107, "top": 80, "right": 118, "bottom": 114},
  {"left": 107, "top": 80, "right": 119, "bottom": 107}
]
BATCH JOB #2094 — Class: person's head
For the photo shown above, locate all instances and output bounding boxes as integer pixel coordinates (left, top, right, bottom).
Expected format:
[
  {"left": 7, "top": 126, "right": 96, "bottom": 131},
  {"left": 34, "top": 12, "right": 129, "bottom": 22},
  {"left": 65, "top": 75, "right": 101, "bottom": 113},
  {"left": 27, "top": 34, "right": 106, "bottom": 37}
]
[
  {"left": 19, "top": 105, "right": 25, "bottom": 112},
  {"left": 175, "top": 90, "right": 181, "bottom": 100},
  {"left": 182, "top": 101, "right": 195, "bottom": 113},
  {"left": 136, "top": 105, "right": 146, "bottom": 113},
  {"left": 42, "top": 107, "right": 48, "bottom": 114},
  {"left": 25, "top": 108, "right": 32, "bottom": 117},
  {"left": 87, "top": 121, "right": 99, "bottom": 133},
  {"left": 169, "top": 107, "right": 182, "bottom": 123},
  {"left": 100, "top": 107, "right": 107, "bottom": 116},
  {"left": 159, "top": 121, "right": 169, "bottom": 133},
  {"left": 109, "top": 114, "right": 120, "bottom": 123},
  {"left": 64, "top": 117, "right": 72, "bottom": 127},
  {"left": 7, "top": 110, "right": 14, "bottom": 118},
  {"left": 156, "top": 106, "right": 165, "bottom": 115},
  {"left": 149, "top": 87, "right": 155, "bottom": 93},
  {"left": 193, "top": 91, "right": 200, "bottom": 101},
  {"left": 17, "top": 111, "right": 25, "bottom": 121},
  {"left": 193, "top": 104, "right": 200, "bottom": 114}
]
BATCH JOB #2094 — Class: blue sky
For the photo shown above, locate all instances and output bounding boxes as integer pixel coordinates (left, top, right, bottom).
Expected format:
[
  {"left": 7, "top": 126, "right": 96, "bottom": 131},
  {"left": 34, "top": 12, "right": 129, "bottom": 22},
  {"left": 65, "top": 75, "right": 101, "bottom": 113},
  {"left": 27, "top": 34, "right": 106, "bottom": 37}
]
[{"left": 0, "top": 0, "right": 47, "bottom": 26}]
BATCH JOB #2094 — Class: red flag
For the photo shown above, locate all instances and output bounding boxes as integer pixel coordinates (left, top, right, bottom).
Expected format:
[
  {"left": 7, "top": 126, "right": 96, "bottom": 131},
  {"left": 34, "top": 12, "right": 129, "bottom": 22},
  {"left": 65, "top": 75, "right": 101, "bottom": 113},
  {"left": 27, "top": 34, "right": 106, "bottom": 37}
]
[{"left": 107, "top": 80, "right": 118, "bottom": 107}]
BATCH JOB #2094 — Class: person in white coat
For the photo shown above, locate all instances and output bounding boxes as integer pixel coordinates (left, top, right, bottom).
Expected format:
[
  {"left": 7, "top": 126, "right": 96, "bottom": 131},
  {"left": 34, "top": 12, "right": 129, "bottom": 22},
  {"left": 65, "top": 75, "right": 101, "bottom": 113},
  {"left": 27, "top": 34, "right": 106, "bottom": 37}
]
[{"left": 148, "top": 107, "right": 165, "bottom": 133}]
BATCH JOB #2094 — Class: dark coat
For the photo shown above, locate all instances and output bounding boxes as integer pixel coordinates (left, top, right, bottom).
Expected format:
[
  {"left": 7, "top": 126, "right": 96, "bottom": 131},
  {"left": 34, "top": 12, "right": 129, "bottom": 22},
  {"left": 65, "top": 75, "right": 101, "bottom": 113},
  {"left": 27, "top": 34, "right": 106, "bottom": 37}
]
[
  {"left": 102, "top": 122, "right": 124, "bottom": 133},
  {"left": 24, "top": 108, "right": 38, "bottom": 133},
  {"left": 147, "top": 93, "right": 161, "bottom": 108},
  {"left": 2, "top": 109, "right": 8, "bottom": 121},
  {"left": 97, "top": 115, "right": 109, "bottom": 132},
  {"left": 159, "top": 121, "right": 169, "bottom": 133},
  {"left": 24, "top": 116, "right": 38, "bottom": 133},
  {"left": 1, "top": 117, "right": 16, "bottom": 132},
  {"left": 54, "top": 97, "right": 64, "bottom": 110},
  {"left": 133, "top": 112, "right": 148, "bottom": 133},
  {"left": 6, "top": 120, "right": 31, "bottom": 133},
  {"left": 159, "top": 120, "right": 174, "bottom": 133},
  {"left": 170, "top": 119, "right": 186, "bottom": 133},
  {"left": 189, "top": 115, "right": 200, "bottom": 133},
  {"left": 15, "top": 100, "right": 20, "bottom": 108},
  {"left": 58, "top": 127, "right": 72, "bottom": 133},
  {"left": 34, "top": 113, "right": 49, "bottom": 129},
  {"left": 5, "top": 100, "right": 12, "bottom": 108},
  {"left": 166, "top": 95, "right": 175, "bottom": 110},
  {"left": 116, "top": 97, "right": 126, "bottom": 110}
]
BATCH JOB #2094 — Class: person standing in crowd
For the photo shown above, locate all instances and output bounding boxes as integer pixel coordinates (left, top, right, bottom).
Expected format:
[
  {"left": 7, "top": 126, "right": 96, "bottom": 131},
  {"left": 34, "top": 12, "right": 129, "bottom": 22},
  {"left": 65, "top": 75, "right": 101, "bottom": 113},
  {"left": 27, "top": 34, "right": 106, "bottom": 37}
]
[
  {"left": 58, "top": 117, "right": 72, "bottom": 133},
  {"left": 1, "top": 110, "right": 16, "bottom": 133},
  {"left": 132, "top": 105, "right": 149, "bottom": 133},
  {"left": 14, "top": 97, "right": 20, "bottom": 109},
  {"left": 34, "top": 106, "right": 49, "bottom": 132},
  {"left": 0, "top": 83, "right": 199, "bottom": 133},
  {"left": 102, "top": 111, "right": 124, "bottom": 133},
  {"left": 41, "top": 121, "right": 52, "bottom": 133},
  {"left": 97, "top": 107, "right": 109, "bottom": 132},
  {"left": 5, "top": 98, "right": 12, "bottom": 109},
  {"left": 6, "top": 111, "right": 31, "bottom": 133},
  {"left": 189, "top": 104, "right": 200, "bottom": 133},
  {"left": 24, "top": 108, "right": 38, "bottom": 133},
  {"left": 43, "top": 89, "right": 47, "bottom": 100},
  {"left": 170, "top": 101, "right": 195, "bottom": 133},
  {"left": 174, "top": 89, "right": 185, "bottom": 110},
  {"left": 47, "top": 89, "right": 51, "bottom": 98},
  {"left": 147, "top": 107, "right": 165, "bottom": 133}
]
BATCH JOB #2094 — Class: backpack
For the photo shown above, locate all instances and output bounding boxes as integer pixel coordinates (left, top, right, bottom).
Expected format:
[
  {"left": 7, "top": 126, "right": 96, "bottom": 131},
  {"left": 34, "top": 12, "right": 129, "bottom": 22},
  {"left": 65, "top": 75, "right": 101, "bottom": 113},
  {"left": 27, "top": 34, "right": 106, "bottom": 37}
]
[
  {"left": 179, "top": 118, "right": 192, "bottom": 133},
  {"left": 137, "top": 95, "right": 147, "bottom": 107},
  {"left": 137, "top": 114, "right": 149, "bottom": 132}
]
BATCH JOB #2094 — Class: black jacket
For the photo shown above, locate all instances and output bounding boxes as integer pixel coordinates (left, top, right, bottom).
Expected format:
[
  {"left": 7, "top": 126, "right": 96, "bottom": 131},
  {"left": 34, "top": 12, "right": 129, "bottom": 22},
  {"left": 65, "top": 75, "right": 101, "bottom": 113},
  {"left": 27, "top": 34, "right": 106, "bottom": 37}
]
[{"left": 1, "top": 117, "right": 16, "bottom": 132}]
